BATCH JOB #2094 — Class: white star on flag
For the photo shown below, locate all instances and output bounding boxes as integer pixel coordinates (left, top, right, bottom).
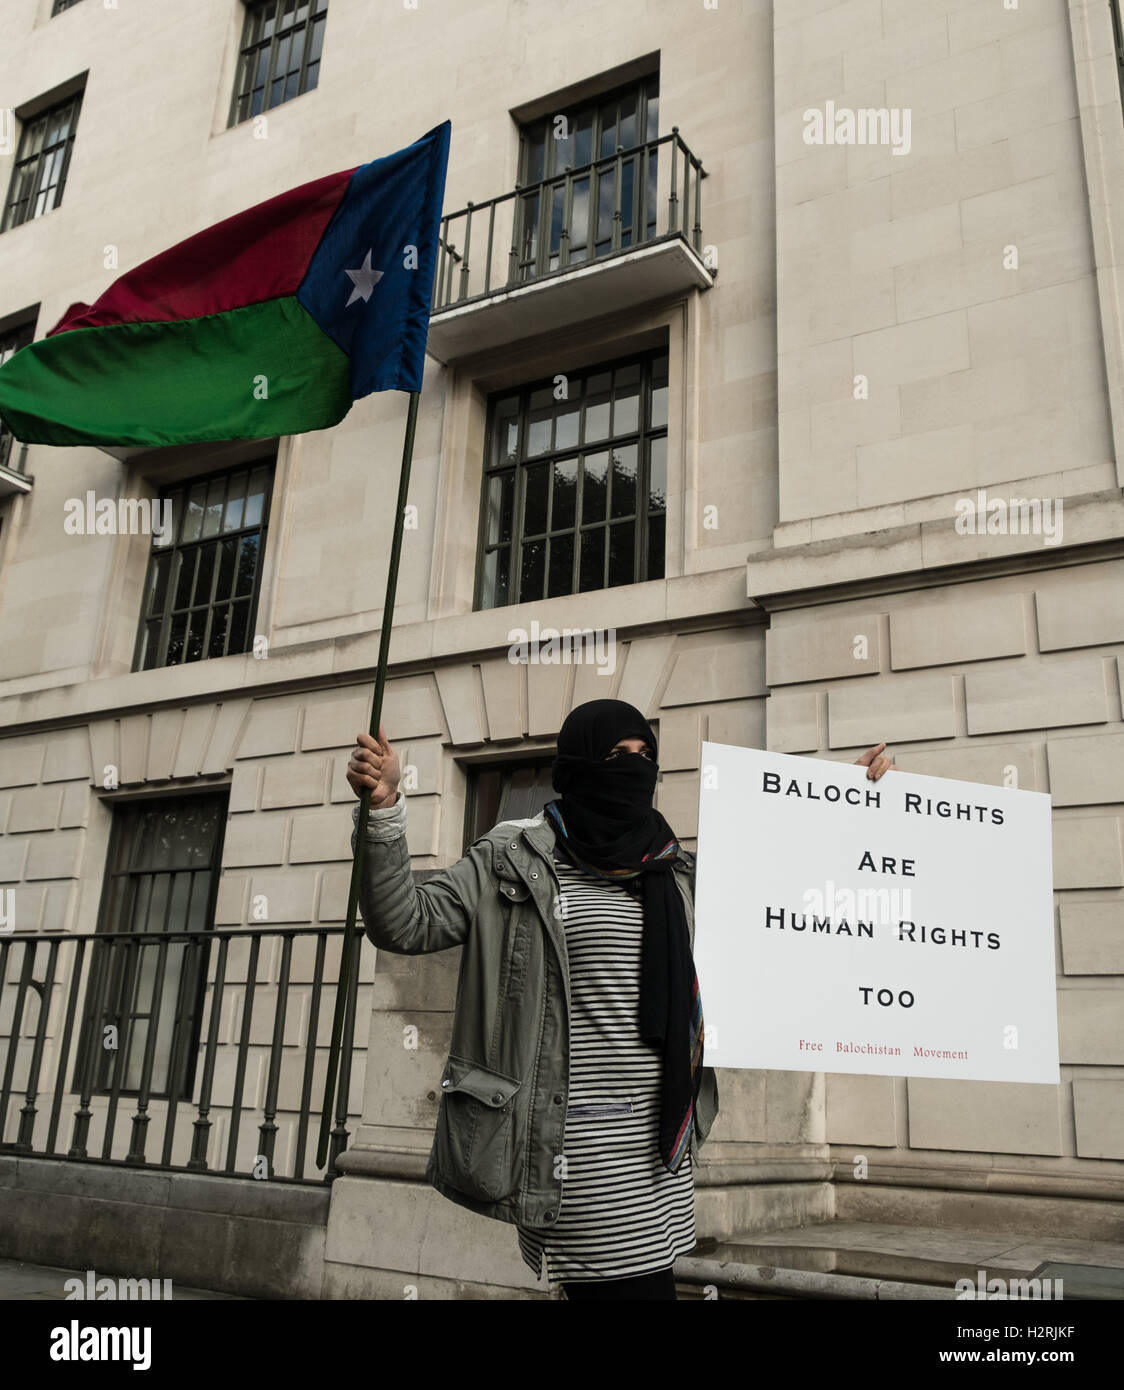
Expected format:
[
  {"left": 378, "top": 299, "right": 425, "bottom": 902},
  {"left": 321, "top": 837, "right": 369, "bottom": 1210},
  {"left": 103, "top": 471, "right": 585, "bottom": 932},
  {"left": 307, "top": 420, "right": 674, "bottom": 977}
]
[{"left": 344, "top": 250, "right": 383, "bottom": 306}]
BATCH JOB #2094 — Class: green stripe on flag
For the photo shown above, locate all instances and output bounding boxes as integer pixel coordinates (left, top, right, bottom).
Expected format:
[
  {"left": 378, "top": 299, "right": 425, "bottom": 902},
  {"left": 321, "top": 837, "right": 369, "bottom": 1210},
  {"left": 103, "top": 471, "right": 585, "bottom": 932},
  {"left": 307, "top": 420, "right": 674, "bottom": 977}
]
[{"left": 0, "top": 296, "right": 352, "bottom": 448}]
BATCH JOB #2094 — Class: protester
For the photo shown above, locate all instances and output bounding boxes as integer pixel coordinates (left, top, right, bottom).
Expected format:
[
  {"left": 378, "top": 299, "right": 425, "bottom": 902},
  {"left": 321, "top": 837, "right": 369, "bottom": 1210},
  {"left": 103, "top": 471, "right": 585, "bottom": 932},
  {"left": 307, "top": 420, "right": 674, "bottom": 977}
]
[{"left": 347, "top": 700, "right": 894, "bottom": 1300}]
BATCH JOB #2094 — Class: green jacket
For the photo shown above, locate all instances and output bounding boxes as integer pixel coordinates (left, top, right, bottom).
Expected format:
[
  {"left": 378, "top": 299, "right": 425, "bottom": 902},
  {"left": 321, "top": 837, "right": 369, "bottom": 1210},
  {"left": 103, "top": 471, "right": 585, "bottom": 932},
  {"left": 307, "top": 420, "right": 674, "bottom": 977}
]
[{"left": 352, "top": 795, "right": 720, "bottom": 1232}]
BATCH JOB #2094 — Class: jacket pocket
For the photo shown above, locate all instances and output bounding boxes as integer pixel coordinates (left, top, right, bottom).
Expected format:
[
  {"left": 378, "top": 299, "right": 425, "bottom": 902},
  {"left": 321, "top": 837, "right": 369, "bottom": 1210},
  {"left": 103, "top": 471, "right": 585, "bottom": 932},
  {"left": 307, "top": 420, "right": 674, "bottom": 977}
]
[{"left": 433, "top": 1054, "right": 522, "bottom": 1203}]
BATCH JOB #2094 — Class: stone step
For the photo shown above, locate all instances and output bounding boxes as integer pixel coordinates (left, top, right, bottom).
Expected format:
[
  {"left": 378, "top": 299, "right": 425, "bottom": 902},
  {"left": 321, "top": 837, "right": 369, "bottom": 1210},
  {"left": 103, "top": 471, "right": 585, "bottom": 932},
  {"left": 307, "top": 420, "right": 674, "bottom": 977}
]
[{"left": 675, "top": 1221, "right": 1124, "bottom": 1299}]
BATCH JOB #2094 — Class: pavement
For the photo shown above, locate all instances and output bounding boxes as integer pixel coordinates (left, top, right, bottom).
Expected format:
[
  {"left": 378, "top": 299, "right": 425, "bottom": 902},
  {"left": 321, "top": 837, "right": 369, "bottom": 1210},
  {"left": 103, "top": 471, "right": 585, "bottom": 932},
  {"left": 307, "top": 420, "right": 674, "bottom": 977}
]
[{"left": 0, "top": 1258, "right": 245, "bottom": 1300}]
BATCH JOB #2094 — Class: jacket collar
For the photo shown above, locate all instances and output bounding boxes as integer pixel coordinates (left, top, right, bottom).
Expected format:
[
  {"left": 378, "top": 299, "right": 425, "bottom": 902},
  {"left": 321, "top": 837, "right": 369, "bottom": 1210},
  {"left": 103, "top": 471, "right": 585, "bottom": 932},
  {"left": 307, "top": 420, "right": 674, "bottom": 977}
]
[{"left": 516, "top": 810, "right": 694, "bottom": 878}]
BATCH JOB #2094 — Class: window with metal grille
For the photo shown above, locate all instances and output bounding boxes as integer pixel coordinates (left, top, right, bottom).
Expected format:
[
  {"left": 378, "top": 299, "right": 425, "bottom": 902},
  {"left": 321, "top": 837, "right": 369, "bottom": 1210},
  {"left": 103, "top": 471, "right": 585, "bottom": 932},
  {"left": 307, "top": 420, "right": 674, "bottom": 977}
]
[
  {"left": 464, "top": 759, "right": 556, "bottom": 850},
  {"left": 230, "top": 0, "right": 328, "bottom": 126},
  {"left": 51, "top": 0, "right": 85, "bottom": 14},
  {"left": 476, "top": 350, "right": 668, "bottom": 609},
  {"left": 515, "top": 75, "right": 659, "bottom": 281},
  {"left": 1, "top": 91, "right": 83, "bottom": 233},
  {"left": 73, "top": 794, "right": 227, "bottom": 1100},
  {"left": 134, "top": 460, "right": 273, "bottom": 671},
  {"left": 0, "top": 321, "right": 35, "bottom": 471}
]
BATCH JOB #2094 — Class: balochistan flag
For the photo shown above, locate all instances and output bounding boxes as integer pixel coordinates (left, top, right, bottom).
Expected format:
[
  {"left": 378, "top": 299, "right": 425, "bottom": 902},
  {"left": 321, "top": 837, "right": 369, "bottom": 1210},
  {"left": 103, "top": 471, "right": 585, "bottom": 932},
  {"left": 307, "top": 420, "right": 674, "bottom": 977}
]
[{"left": 0, "top": 120, "right": 450, "bottom": 449}]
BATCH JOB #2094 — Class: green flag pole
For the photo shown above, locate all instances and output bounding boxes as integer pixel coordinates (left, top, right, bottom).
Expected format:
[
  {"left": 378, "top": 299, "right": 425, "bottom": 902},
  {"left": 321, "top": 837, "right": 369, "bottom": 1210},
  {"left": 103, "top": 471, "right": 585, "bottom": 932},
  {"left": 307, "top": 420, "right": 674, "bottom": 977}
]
[{"left": 317, "top": 387, "right": 421, "bottom": 1172}]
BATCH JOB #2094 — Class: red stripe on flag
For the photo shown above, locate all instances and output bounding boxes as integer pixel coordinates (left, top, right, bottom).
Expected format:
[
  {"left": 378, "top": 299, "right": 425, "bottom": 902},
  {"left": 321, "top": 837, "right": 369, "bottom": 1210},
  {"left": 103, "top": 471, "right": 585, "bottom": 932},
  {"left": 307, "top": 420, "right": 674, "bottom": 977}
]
[{"left": 50, "top": 166, "right": 357, "bottom": 336}]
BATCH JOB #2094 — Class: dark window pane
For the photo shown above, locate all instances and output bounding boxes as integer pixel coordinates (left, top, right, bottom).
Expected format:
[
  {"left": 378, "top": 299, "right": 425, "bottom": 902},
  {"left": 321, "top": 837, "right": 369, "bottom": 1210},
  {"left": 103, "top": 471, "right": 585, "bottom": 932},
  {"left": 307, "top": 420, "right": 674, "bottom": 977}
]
[
  {"left": 147, "top": 553, "right": 170, "bottom": 618},
  {"left": 494, "top": 547, "right": 511, "bottom": 606},
  {"left": 185, "top": 611, "right": 206, "bottom": 663},
  {"left": 520, "top": 540, "right": 545, "bottom": 602},
  {"left": 582, "top": 451, "right": 608, "bottom": 522},
  {"left": 236, "top": 533, "right": 259, "bottom": 597},
  {"left": 166, "top": 613, "right": 187, "bottom": 665},
  {"left": 481, "top": 549, "right": 497, "bottom": 607},
  {"left": 610, "top": 443, "right": 638, "bottom": 519},
  {"left": 547, "top": 533, "right": 573, "bottom": 598},
  {"left": 173, "top": 551, "right": 197, "bottom": 611},
  {"left": 208, "top": 604, "right": 230, "bottom": 659},
  {"left": 579, "top": 528, "right": 605, "bottom": 592},
  {"left": 193, "top": 544, "right": 216, "bottom": 609},
  {"left": 523, "top": 463, "right": 549, "bottom": 535},
  {"left": 647, "top": 512, "right": 665, "bottom": 580},
  {"left": 216, "top": 537, "right": 237, "bottom": 602},
  {"left": 648, "top": 435, "right": 667, "bottom": 510},
  {"left": 608, "top": 521, "right": 635, "bottom": 588},
  {"left": 228, "top": 600, "right": 250, "bottom": 655},
  {"left": 551, "top": 458, "right": 577, "bottom": 530}
]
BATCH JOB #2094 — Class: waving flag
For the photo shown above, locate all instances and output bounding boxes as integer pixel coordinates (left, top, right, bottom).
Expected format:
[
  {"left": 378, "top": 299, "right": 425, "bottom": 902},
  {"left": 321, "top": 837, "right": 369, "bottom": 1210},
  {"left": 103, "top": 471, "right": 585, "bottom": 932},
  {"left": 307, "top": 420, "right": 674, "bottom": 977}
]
[{"left": 0, "top": 120, "right": 450, "bottom": 448}]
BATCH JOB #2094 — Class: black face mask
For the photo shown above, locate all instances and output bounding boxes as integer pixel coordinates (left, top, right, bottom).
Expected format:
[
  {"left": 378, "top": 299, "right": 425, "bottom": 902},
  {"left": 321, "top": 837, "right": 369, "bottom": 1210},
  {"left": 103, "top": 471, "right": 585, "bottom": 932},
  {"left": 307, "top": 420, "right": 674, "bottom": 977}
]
[{"left": 550, "top": 699, "right": 662, "bottom": 860}]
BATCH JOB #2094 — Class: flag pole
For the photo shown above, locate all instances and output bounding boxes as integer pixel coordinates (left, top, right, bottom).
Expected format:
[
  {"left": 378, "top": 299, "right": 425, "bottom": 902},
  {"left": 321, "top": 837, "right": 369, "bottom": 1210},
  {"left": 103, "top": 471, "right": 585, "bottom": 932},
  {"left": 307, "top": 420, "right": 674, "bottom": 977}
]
[{"left": 317, "top": 387, "right": 421, "bottom": 1171}]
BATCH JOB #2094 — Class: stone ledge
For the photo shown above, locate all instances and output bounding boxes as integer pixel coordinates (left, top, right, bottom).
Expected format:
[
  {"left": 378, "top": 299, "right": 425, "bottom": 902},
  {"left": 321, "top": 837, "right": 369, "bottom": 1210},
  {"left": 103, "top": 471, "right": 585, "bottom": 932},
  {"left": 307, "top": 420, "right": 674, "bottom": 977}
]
[{"left": 674, "top": 1255, "right": 956, "bottom": 1300}]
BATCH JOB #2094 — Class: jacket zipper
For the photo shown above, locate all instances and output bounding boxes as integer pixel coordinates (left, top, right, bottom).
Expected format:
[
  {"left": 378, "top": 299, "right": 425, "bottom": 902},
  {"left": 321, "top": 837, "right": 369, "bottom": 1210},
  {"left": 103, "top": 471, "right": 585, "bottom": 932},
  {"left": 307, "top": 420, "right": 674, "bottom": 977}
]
[{"left": 518, "top": 839, "right": 567, "bottom": 1222}]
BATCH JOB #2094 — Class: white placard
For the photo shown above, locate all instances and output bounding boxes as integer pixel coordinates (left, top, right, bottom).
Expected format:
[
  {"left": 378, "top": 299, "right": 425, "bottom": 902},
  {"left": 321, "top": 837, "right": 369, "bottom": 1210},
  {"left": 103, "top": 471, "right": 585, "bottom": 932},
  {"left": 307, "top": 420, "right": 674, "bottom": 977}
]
[{"left": 693, "top": 744, "right": 1059, "bottom": 1083}]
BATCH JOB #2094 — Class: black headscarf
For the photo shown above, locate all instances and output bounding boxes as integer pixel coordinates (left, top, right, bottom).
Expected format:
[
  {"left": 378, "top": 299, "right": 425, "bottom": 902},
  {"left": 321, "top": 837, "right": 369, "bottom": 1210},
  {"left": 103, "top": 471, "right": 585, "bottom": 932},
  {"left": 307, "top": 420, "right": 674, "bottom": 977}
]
[{"left": 544, "top": 698, "right": 704, "bottom": 1174}]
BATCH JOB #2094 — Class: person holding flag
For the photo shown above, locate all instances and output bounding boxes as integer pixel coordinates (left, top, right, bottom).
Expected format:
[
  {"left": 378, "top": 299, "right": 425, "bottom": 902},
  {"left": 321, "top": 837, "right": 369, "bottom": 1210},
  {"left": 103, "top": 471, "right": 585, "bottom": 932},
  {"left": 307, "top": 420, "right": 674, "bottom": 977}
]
[{"left": 347, "top": 702, "right": 895, "bottom": 1300}]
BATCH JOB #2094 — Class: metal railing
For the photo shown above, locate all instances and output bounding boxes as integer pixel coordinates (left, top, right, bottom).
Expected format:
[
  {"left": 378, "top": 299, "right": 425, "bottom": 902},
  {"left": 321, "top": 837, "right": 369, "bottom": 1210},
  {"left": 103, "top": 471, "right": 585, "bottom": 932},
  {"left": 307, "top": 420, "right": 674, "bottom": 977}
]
[
  {"left": 433, "top": 127, "right": 707, "bottom": 311},
  {"left": 0, "top": 927, "right": 364, "bottom": 1184}
]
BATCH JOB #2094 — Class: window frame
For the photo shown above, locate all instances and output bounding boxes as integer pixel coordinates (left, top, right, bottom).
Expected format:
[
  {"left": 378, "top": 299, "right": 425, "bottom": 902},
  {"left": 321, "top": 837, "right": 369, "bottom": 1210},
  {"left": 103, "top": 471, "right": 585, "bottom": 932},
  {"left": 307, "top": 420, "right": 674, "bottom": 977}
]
[
  {"left": 228, "top": 0, "right": 329, "bottom": 128},
  {"left": 514, "top": 73, "right": 659, "bottom": 280},
  {"left": 473, "top": 347, "right": 669, "bottom": 611},
  {"left": 132, "top": 458, "right": 275, "bottom": 672},
  {"left": 71, "top": 790, "right": 228, "bottom": 1102},
  {"left": 0, "top": 320, "right": 35, "bottom": 472},
  {"left": 1, "top": 90, "right": 84, "bottom": 233},
  {"left": 462, "top": 756, "right": 557, "bottom": 852}
]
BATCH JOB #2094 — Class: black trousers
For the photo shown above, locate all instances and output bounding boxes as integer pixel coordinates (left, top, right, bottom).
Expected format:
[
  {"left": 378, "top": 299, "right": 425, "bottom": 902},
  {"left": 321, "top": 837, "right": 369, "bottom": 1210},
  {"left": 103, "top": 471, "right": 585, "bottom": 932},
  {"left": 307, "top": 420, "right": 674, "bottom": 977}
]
[{"left": 562, "top": 1265, "right": 677, "bottom": 1301}]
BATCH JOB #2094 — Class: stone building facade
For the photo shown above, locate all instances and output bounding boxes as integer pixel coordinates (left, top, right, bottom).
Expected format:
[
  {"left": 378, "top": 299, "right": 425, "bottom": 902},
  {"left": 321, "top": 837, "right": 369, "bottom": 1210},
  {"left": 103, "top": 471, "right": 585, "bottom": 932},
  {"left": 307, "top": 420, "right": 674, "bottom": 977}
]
[{"left": 0, "top": 0, "right": 1121, "bottom": 1296}]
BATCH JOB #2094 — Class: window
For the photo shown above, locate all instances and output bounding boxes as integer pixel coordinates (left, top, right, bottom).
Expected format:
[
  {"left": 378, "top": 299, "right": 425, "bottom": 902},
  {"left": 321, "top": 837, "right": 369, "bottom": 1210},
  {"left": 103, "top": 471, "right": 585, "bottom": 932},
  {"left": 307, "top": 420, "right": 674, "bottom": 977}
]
[
  {"left": 230, "top": 0, "right": 328, "bottom": 126},
  {"left": 134, "top": 460, "right": 273, "bottom": 671},
  {"left": 74, "top": 794, "right": 226, "bottom": 1100},
  {"left": 0, "top": 322, "right": 34, "bottom": 471},
  {"left": 1, "top": 91, "right": 83, "bottom": 232},
  {"left": 476, "top": 350, "right": 668, "bottom": 609},
  {"left": 464, "top": 759, "right": 555, "bottom": 849},
  {"left": 51, "top": 0, "right": 84, "bottom": 13},
  {"left": 515, "top": 75, "right": 659, "bottom": 281}
]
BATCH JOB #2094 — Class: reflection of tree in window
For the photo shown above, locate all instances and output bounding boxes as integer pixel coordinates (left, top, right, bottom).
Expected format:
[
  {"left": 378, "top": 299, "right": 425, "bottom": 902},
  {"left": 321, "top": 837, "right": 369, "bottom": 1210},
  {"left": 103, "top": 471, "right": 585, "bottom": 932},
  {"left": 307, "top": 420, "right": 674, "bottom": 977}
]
[
  {"left": 477, "top": 351, "right": 668, "bottom": 608},
  {"left": 135, "top": 461, "right": 273, "bottom": 670}
]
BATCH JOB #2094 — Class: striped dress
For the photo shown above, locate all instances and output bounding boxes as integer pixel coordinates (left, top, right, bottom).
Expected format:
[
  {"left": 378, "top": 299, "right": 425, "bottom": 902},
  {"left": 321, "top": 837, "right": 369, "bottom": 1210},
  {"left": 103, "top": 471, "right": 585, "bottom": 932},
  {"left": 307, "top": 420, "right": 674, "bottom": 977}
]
[{"left": 517, "top": 850, "right": 696, "bottom": 1284}]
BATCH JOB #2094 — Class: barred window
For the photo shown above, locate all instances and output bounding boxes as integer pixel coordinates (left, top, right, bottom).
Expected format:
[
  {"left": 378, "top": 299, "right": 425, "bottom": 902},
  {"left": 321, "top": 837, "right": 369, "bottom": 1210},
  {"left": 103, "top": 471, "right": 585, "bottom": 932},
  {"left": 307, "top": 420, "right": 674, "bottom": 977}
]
[
  {"left": 0, "top": 321, "right": 35, "bottom": 471},
  {"left": 51, "top": 0, "right": 84, "bottom": 14},
  {"left": 516, "top": 75, "right": 659, "bottom": 280},
  {"left": 476, "top": 350, "right": 668, "bottom": 609},
  {"left": 74, "top": 794, "right": 227, "bottom": 1099},
  {"left": 134, "top": 461, "right": 273, "bottom": 671},
  {"left": 230, "top": 0, "right": 328, "bottom": 126},
  {"left": 1, "top": 92, "right": 83, "bottom": 233}
]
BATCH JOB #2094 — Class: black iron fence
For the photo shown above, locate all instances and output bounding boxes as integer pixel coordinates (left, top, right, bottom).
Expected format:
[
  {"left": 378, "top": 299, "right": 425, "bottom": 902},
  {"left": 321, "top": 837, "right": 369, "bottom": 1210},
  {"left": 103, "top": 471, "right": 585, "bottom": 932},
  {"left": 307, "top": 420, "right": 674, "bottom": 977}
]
[
  {"left": 0, "top": 927, "right": 364, "bottom": 1184},
  {"left": 433, "top": 127, "right": 707, "bottom": 311}
]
